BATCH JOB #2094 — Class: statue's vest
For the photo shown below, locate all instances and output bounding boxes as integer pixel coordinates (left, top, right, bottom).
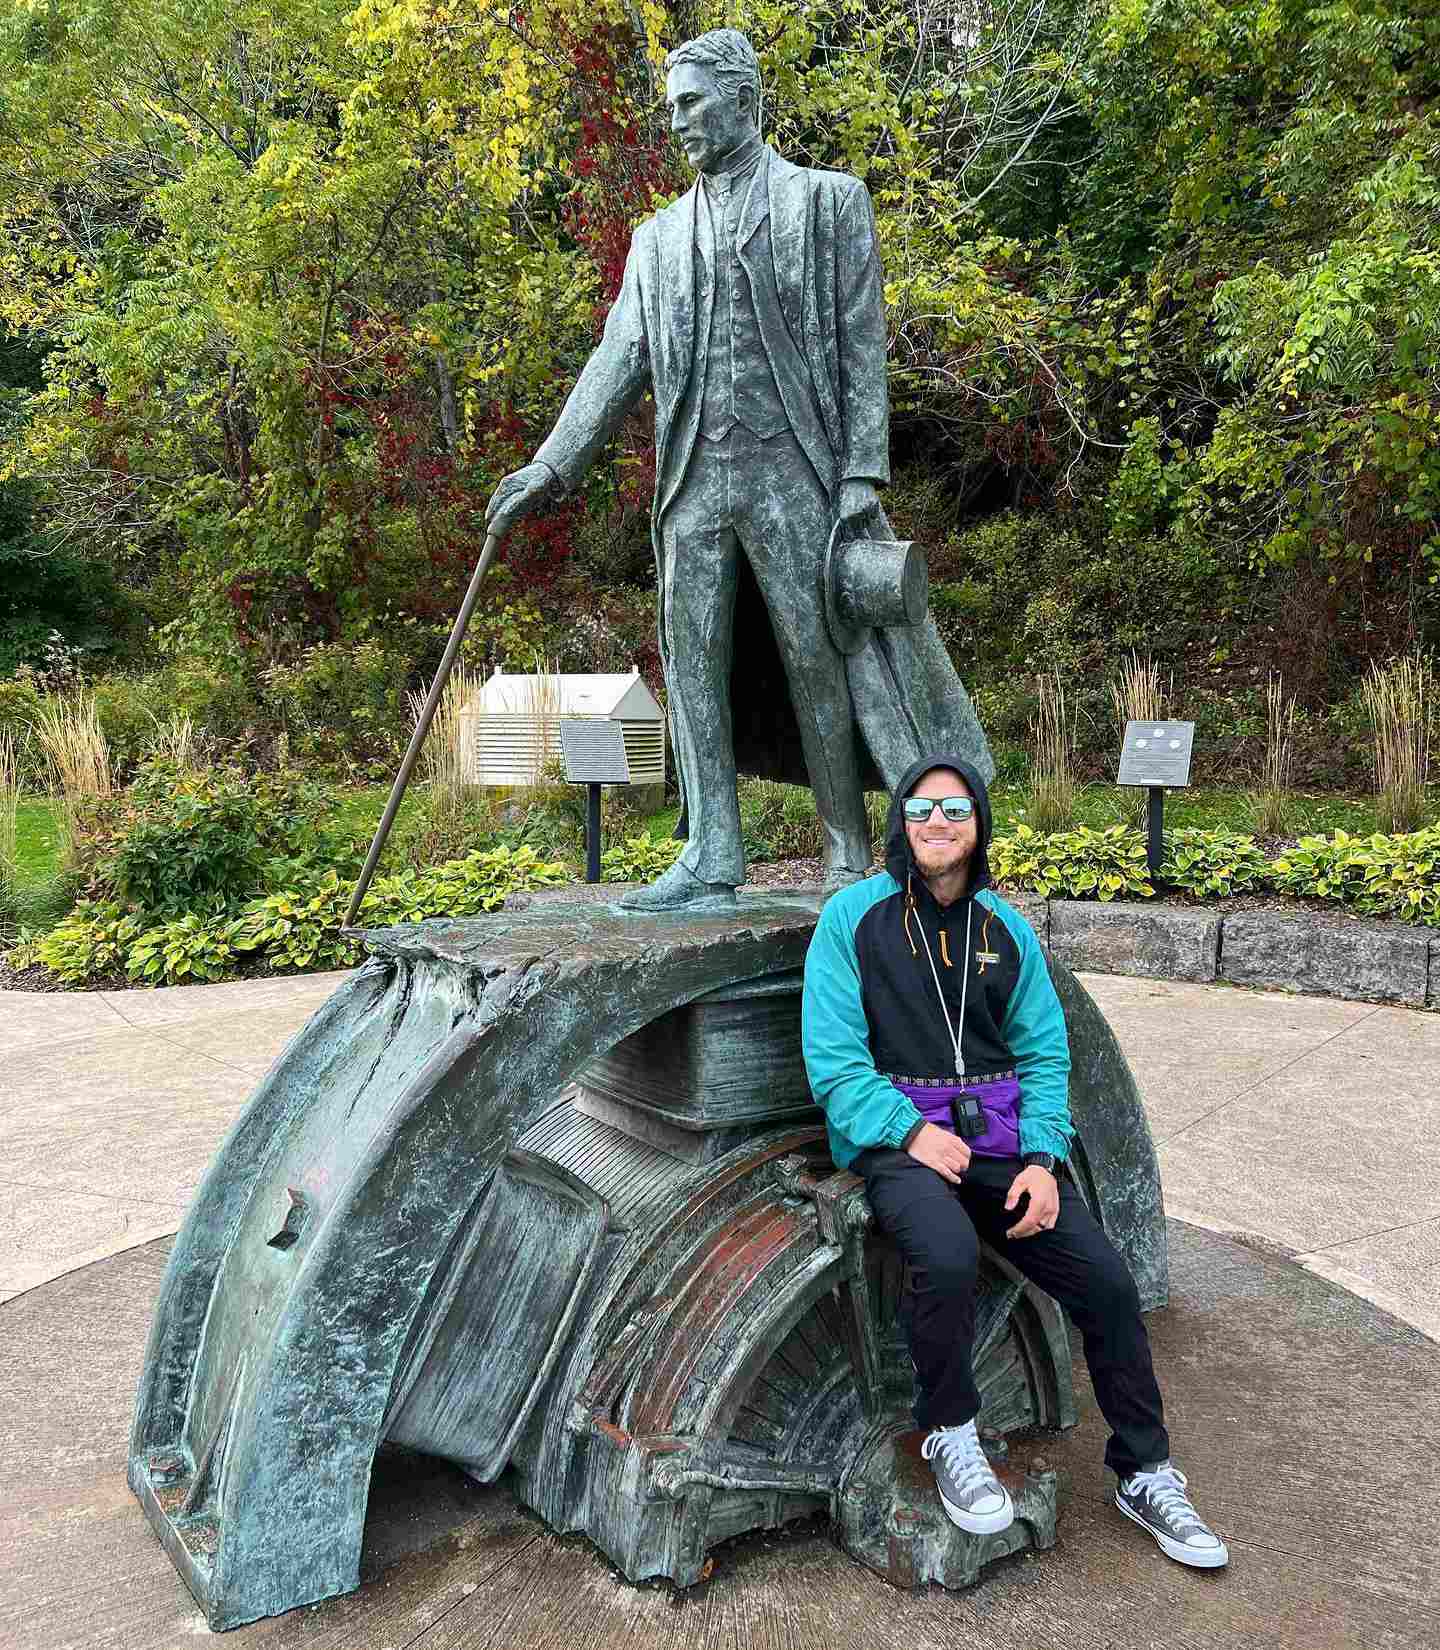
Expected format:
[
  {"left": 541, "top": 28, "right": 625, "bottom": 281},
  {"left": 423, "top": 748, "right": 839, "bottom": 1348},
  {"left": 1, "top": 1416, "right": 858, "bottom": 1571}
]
[{"left": 697, "top": 165, "right": 789, "bottom": 442}]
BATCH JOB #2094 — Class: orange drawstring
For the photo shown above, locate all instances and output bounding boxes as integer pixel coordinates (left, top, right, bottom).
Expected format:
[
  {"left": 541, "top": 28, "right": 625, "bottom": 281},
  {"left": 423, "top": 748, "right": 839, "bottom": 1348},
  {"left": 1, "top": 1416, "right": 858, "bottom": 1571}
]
[
  {"left": 939, "top": 929, "right": 952, "bottom": 968},
  {"left": 903, "top": 872, "right": 918, "bottom": 956}
]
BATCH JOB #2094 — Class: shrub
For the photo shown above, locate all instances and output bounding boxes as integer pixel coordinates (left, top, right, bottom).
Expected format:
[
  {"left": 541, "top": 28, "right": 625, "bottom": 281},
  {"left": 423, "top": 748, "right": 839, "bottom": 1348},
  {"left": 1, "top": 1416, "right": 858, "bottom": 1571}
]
[
  {"left": 990, "top": 824, "right": 1154, "bottom": 901},
  {"left": 232, "top": 847, "right": 570, "bottom": 975},
  {"left": 0, "top": 675, "right": 44, "bottom": 786},
  {"left": 1160, "top": 829, "right": 1271, "bottom": 897},
  {"left": 92, "top": 675, "right": 173, "bottom": 774},
  {"left": 390, "top": 783, "right": 497, "bottom": 867},
  {"left": 600, "top": 834, "right": 683, "bottom": 882},
  {"left": 158, "top": 660, "right": 260, "bottom": 749},
  {"left": 4, "top": 926, "right": 44, "bottom": 971},
  {"left": 36, "top": 901, "right": 146, "bottom": 982},
  {"left": 364, "top": 845, "right": 568, "bottom": 919},
  {"left": 107, "top": 786, "right": 271, "bottom": 911},
  {"left": 739, "top": 779, "right": 826, "bottom": 862},
  {"left": 126, "top": 907, "right": 239, "bottom": 984},
  {"left": 80, "top": 764, "right": 348, "bottom": 913},
  {"left": 29, "top": 843, "right": 573, "bottom": 986},
  {"left": 231, "top": 874, "right": 364, "bottom": 972},
  {"left": 1271, "top": 830, "right": 1440, "bottom": 926},
  {"left": 261, "top": 641, "right": 410, "bottom": 771}
]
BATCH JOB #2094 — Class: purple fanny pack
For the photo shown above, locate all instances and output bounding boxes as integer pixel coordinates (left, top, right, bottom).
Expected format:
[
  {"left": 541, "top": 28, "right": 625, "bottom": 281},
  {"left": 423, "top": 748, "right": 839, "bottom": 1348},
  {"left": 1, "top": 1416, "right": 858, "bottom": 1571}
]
[{"left": 890, "top": 1075, "right": 1022, "bottom": 1158}]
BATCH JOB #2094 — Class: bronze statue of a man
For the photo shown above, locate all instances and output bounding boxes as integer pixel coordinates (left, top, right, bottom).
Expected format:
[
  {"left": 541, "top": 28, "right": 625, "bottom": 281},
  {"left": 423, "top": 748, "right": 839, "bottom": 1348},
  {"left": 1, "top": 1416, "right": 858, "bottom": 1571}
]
[{"left": 488, "top": 28, "right": 990, "bottom": 909}]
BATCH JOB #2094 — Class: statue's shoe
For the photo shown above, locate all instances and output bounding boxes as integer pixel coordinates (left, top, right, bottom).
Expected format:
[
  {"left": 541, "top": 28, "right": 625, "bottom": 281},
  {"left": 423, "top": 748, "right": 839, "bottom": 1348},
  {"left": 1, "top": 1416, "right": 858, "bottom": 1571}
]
[
  {"left": 822, "top": 864, "right": 870, "bottom": 898},
  {"left": 615, "top": 862, "right": 738, "bottom": 913}
]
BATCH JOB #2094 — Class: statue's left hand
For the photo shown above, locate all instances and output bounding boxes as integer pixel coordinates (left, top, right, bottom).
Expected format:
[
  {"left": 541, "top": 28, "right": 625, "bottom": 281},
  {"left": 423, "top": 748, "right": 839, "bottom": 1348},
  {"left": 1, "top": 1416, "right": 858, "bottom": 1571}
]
[{"left": 838, "top": 478, "right": 882, "bottom": 534}]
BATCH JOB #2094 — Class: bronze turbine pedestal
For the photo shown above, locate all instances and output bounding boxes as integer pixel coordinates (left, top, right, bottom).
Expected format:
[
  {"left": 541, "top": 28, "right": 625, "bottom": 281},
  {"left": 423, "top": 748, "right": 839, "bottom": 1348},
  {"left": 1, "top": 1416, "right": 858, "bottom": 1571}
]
[{"left": 129, "top": 895, "right": 1166, "bottom": 1628}]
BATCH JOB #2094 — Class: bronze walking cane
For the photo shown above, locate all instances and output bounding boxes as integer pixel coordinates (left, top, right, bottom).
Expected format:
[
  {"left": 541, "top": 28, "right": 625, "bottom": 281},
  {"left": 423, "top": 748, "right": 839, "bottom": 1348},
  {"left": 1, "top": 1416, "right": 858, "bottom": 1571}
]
[{"left": 344, "top": 528, "right": 504, "bottom": 928}]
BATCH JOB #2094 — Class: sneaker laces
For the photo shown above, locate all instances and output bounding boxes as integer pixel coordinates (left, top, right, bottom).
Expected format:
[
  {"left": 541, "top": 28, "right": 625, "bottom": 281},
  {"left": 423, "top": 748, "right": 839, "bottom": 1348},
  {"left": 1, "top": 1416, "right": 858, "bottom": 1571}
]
[
  {"left": 921, "top": 1421, "right": 996, "bottom": 1498},
  {"left": 1125, "top": 1464, "right": 1206, "bottom": 1532}
]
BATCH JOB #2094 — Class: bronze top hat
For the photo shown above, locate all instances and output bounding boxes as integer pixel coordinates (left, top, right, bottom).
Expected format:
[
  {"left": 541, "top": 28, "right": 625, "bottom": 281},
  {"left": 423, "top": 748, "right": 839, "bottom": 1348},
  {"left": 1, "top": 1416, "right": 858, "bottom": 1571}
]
[{"left": 823, "top": 524, "right": 930, "bottom": 656}]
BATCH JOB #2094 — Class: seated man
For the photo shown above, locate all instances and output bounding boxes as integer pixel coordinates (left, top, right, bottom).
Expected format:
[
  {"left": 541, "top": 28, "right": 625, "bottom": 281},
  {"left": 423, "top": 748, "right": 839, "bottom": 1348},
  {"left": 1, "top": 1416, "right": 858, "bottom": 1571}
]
[{"left": 801, "top": 754, "right": 1228, "bottom": 1568}]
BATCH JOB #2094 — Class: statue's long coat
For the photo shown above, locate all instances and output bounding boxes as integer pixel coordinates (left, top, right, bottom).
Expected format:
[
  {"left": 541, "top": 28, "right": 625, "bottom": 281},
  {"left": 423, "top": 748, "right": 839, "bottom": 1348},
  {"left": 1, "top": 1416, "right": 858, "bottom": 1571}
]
[{"left": 536, "top": 145, "right": 992, "bottom": 797}]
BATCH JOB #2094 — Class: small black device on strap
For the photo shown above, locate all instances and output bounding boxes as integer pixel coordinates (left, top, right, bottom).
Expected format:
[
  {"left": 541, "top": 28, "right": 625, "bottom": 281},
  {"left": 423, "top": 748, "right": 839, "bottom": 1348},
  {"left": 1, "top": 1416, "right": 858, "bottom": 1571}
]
[{"left": 950, "top": 1095, "right": 986, "bottom": 1140}]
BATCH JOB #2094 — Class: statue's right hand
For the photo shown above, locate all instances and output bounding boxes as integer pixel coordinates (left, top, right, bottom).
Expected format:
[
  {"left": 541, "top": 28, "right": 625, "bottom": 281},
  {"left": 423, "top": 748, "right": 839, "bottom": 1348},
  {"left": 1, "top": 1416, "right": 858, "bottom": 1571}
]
[{"left": 485, "top": 462, "right": 557, "bottom": 540}]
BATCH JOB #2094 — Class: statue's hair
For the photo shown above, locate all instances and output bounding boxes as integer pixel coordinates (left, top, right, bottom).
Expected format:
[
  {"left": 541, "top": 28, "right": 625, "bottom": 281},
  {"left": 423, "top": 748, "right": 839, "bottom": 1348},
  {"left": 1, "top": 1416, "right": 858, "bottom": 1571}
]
[{"left": 666, "top": 29, "right": 762, "bottom": 120}]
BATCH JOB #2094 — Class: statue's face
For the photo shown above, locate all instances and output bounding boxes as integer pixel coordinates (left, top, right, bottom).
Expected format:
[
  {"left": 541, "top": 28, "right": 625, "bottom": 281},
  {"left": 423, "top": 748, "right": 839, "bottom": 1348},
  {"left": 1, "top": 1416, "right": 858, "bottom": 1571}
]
[{"left": 665, "top": 62, "right": 754, "bottom": 174}]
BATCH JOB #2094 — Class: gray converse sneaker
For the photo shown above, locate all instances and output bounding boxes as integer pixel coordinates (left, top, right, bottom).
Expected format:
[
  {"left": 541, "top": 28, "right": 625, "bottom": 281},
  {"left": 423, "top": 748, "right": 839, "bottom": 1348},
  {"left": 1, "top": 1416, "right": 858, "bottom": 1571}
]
[
  {"left": 920, "top": 1421, "right": 1014, "bottom": 1535},
  {"left": 1115, "top": 1462, "right": 1228, "bottom": 1568}
]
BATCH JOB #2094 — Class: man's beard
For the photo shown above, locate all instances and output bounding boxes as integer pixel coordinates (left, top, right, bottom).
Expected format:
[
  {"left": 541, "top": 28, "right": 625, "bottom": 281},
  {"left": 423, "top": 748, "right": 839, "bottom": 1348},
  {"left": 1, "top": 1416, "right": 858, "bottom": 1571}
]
[{"left": 911, "top": 838, "right": 973, "bottom": 883}]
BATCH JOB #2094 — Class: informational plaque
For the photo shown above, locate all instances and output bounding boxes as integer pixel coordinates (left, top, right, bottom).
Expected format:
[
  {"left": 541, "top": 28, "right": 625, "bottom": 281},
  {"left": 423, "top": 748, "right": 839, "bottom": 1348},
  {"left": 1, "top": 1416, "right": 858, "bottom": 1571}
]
[
  {"left": 1116, "top": 720, "right": 1195, "bottom": 788},
  {"left": 560, "top": 718, "right": 631, "bottom": 785}
]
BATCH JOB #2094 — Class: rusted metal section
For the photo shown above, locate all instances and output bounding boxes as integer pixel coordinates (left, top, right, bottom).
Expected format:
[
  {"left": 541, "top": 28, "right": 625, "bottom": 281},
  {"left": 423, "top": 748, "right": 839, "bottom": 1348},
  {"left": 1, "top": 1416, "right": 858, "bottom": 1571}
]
[
  {"left": 507, "top": 1094, "right": 1070, "bottom": 1590},
  {"left": 626, "top": 1200, "right": 812, "bottom": 1435}
]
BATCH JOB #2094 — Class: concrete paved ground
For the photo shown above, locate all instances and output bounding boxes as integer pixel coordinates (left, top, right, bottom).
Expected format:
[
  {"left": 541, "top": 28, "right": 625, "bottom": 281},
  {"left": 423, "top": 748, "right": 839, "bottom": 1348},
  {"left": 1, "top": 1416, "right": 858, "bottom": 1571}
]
[
  {"left": 4, "top": 1216, "right": 1436, "bottom": 1649},
  {"left": 2, "top": 969, "right": 1437, "bottom": 1340},
  {"left": 0, "top": 972, "right": 344, "bottom": 1301},
  {"left": 2, "top": 965, "right": 1438, "bottom": 1649}
]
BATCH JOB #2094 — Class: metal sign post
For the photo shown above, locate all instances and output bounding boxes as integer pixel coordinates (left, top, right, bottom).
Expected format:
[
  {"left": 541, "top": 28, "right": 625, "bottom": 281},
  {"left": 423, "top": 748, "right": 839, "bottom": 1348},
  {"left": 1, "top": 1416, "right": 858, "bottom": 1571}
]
[
  {"left": 559, "top": 719, "right": 631, "bottom": 883},
  {"left": 1116, "top": 720, "right": 1195, "bottom": 882}
]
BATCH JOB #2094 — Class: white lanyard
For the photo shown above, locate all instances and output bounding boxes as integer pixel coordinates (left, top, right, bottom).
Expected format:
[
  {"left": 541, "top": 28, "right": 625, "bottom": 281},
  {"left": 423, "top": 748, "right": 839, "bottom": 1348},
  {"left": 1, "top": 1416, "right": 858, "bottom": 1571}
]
[{"left": 914, "top": 900, "right": 973, "bottom": 1076}]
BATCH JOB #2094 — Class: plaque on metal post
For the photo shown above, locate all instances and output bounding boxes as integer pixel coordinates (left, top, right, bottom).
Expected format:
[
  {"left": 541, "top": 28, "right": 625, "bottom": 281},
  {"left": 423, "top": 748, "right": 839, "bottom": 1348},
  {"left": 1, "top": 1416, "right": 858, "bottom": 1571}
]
[
  {"left": 560, "top": 718, "right": 631, "bottom": 785},
  {"left": 1116, "top": 721, "right": 1195, "bottom": 789}
]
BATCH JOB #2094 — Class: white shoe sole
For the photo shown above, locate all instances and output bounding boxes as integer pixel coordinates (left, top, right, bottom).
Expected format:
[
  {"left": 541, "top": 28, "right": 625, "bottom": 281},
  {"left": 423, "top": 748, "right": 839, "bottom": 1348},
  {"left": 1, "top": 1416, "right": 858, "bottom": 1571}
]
[
  {"left": 1115, "top": 1493, "right": 1229, "bottom": 1568},
  {"left": 937, "top": 1483, "right": 1015, "bottom": 1536}
]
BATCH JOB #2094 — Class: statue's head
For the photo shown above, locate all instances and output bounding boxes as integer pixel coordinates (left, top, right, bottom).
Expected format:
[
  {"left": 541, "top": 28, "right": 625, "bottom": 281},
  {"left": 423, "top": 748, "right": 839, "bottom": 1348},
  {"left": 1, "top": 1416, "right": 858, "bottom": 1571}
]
[{"left": 664, "top": 29, "right": 761, "bottom": 174}]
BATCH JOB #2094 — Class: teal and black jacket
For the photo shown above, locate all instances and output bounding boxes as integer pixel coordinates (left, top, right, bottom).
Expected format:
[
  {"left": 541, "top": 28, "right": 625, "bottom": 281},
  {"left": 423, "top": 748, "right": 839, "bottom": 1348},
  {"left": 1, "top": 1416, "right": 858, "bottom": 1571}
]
[{"left": 801, "top": 754, "right": 1073, "bottom": 1171}]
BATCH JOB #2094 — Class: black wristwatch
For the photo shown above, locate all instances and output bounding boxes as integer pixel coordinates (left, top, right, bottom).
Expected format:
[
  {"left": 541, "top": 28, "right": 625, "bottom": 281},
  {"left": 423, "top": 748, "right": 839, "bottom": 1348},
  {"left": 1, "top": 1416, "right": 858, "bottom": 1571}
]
[{"left": 1022, "top": 1152, "right": 1060, "bottom": 1175}]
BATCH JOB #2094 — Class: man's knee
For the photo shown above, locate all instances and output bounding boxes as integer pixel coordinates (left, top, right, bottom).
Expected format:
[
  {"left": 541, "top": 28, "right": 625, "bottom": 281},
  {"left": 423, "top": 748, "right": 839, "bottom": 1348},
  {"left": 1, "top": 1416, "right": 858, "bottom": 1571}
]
[{"left": 902, "top": 1216, "right": 980, "bottom": 1303}]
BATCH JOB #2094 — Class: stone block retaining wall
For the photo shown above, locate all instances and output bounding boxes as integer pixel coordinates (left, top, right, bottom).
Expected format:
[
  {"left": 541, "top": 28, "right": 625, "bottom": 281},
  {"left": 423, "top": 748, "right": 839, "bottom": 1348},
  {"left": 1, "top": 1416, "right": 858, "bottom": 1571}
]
[{"left": 998, "top": 896, "right": 1438, "bottom": 1009}]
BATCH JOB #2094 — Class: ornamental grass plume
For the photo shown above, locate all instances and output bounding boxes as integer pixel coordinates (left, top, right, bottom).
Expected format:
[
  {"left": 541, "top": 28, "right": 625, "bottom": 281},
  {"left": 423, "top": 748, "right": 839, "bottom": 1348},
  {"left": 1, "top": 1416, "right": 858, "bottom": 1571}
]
[
  {"left": 1362, "top": 653, "right": 1433, "bottom": 833},
  {"left": 147, "top": 709, "right": 198, "bottom": 770},
  {"left": 34, "top": 691, "right": 112, "bottom": 801},
  {"left": 404, "top": 663, "right": 489, "bottom": 864},
  {"left": 519, "top": 659, "right": 563, "bottom": 787},
  {"left": 1109, "top": 652, "right": 1169, "bottom": 828},
  {"left": 33, "top": 691, "right": 112, "bottom": 864},
  {"left": 0, "top": 733, "right": 20, "bottom": 926},
  {"left": 1252, "top": 673, "right": 1299, "bottom": 836},
  {"left": 406, "top": 663, "right": 480, "bottom": 798},
  {"left": 1027, "top": 668, "right": 1078, "bottom": 834},
  {"left": 1109, "top": 650, "right": 1168, "bottom": 729}
]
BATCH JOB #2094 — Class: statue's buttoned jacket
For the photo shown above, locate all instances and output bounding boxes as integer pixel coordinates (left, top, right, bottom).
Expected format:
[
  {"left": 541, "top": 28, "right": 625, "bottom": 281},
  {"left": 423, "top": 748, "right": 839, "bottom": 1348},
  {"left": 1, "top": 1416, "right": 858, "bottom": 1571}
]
[{"left": 535, "top": 144, "right": 993, "bottom": 804}]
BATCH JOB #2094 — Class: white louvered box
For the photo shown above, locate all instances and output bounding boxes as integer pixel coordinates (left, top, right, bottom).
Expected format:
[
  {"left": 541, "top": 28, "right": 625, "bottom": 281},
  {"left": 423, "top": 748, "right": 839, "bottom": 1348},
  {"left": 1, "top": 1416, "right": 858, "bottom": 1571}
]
[{"left": 460, "top": 669, "right": 665, "bottom": 787}]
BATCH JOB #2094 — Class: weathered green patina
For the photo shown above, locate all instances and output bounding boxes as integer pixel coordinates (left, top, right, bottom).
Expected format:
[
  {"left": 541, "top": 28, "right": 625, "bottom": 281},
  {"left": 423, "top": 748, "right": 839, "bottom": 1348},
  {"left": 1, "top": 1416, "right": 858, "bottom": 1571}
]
[{"left": 129, "top": 893, "right": 1165, "bottom": 1628}]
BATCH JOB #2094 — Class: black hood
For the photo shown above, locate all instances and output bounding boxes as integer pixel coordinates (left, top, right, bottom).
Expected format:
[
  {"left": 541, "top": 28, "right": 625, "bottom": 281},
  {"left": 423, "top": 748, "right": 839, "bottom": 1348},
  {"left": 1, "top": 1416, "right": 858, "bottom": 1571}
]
[{"left": 884, "top": 753, "right": 994, "bottom": 894}]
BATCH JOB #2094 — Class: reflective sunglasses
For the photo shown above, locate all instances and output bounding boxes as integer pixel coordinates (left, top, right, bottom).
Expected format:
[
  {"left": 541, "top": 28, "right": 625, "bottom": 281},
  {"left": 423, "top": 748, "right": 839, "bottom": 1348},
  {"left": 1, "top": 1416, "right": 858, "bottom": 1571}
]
[{"left": 902, "top": 795, "right": 975, "bottom": 824}]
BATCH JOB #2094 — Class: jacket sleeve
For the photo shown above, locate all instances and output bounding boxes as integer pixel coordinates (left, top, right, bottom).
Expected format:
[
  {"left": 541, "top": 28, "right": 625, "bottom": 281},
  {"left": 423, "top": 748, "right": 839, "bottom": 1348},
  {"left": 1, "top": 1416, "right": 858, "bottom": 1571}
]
[
  {"left": 994, "top": 902, "right": 1075, "bottom": 1159},
  {"left": 535, "top": 228, "right": 652, "bottom": 491},
  {"left": 834, "top": 179, "right": 890, "bottom": 487},
  {"left": 802, "top": 893, "right": 924, "bottom": 1155}
]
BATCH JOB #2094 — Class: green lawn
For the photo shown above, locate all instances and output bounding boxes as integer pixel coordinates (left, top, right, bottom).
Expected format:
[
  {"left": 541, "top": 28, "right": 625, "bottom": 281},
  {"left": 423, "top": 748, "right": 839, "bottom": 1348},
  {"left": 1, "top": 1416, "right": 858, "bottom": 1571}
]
[{"left": 14, "top": 798, "right": 64, "bottom": 888}]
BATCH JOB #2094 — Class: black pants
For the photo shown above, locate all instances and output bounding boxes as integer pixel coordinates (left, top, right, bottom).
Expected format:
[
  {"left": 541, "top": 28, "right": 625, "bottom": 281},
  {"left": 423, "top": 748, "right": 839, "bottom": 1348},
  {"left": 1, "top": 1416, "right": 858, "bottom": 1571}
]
[{"left": 854, "top": 1148, "right": 1169, "bottom": 1478}]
